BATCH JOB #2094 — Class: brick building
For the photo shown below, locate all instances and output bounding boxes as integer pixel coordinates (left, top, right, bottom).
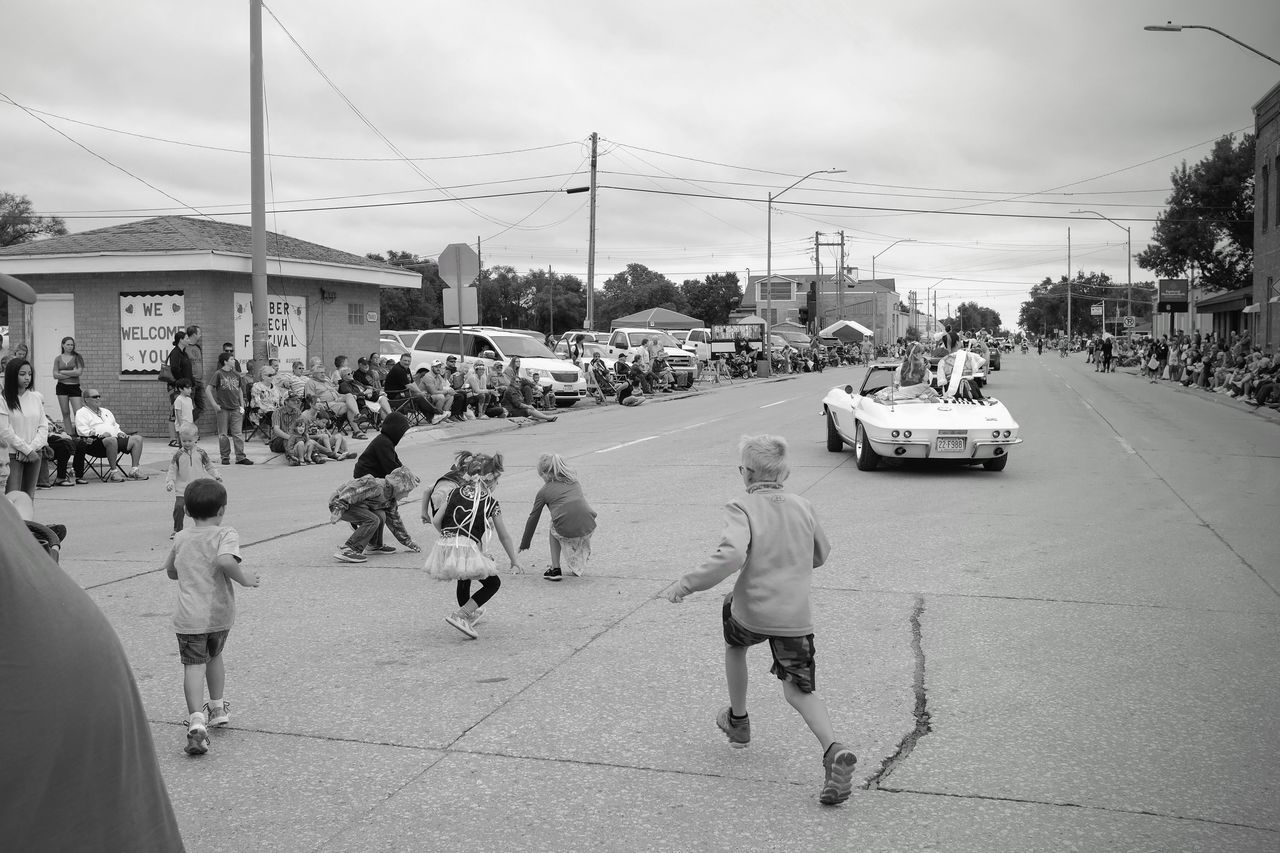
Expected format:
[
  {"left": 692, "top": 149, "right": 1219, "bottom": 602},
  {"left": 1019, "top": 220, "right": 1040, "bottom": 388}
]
[
  {"left": 0, "top": 216, "right": 417, "bottom": 436},
  {"left": 1254, "top": 80, "right": 1280, "bottom": 353},
  {"left": 741, "top": 273, "right": 904, "bottom": 340}
]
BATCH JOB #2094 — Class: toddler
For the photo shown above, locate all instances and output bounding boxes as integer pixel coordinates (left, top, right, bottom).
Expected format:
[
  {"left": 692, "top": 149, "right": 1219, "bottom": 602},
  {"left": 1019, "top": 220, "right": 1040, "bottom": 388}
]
[
  {"left": 161, "top": 478, "right": 259, "bottom": 756},
  {"left": 164, "top": 423, "right": 222, "bottom": 537},
  {"left": 518, "top": 453, "right": 597, "bottom": 581}
]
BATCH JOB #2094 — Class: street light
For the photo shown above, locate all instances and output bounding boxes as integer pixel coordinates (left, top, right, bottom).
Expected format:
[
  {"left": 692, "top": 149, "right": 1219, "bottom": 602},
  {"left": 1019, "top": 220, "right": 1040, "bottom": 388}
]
[
  {"left": 1071, "top": 209, "right": 1132, "bottom": 332},
  {"left": 1144, "top": 22, "right": 1280, "bottom": 67},
  {"left": 926, "top": 278, "right": 949, "bottom": 338},
  {"left": 871, "top": 239, "right": 914, "bottom": 343},
  {"left": 766, "top": 169, "right": 845, "bottom": 341}
]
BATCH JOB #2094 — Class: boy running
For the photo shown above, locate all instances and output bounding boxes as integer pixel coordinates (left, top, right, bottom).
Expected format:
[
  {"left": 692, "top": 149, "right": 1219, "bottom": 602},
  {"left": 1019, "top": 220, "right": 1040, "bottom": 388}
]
[{"left": 662, "top": 434, "right": 857, "bottom": 805}]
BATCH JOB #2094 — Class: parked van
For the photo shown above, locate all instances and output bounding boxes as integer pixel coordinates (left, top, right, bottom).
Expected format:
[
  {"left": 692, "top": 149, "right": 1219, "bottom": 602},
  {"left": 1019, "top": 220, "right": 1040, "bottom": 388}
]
[{"left": 408, "top": 327, "right": 587, "bottom": 407}]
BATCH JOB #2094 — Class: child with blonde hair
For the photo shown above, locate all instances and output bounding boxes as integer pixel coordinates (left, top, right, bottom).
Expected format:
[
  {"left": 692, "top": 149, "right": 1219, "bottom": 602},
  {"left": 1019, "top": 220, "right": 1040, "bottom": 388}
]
[
  {"left": 424, "top": 452, "right": 522, "bottom": 639},
  {"left": 165, "top": 423, "right": 221, "bottom": 538},
  {"left": 518, "top": 453, "right": 597, "bottom": 581},
  {"left": 662, "top": 435, "right": 857, "bottom": 806}
]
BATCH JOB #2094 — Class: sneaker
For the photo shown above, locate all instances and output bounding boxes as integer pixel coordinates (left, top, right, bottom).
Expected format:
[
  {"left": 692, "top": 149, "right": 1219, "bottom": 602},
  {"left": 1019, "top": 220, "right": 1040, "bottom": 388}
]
[
  {"left": 818, "top": 743, "right": 857, "bottom": 805},
  {"left": 221, "top": 459, "right": 232, "bottom": 466},
  {"left": 106, "top": 470, "right": 126, "bottom": 483},
  {"left": 235, "top": 458, "right": 255, "bottom": 465},
  {"left": 445, "top": 609, "right": 478, "bottom": 639},
  {"left": 543, "top": 567, "right": 562, "bottom": 582},
  {"left": 367, "top": 544, "right": 397, "bottom": 554},
  {"left": 716, "top": 707, "right": 751, "bottom": 748},
  {"left": 204, "top": 701, "right": 231, "bottom": 727},
  {"left": 334, "top": 548, "right": 367, "bottom": 563},
  {"left": 185, "top": 713, "right": 210, "bottom": 756}
]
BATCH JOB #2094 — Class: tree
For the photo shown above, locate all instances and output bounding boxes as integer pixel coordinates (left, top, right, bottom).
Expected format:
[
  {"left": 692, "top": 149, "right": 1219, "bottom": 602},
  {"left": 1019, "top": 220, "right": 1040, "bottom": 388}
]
[
  {"left": 1017, "top": 271, "right": 1156, "bottom": 337},
  {"left": 944, "top": 301, "right": 1003, "bottom": 336},
  {"left": 680, "top": 272, "right": 741, "bottom": 326},
  {"left": 1136, "top": 133, "right": 1254, "bottom": 293},
  {"left": 0, "top": 192, "right": 67, "bottom": 248},
  {"left": 367, "top": 250, "right": 441, "bottom": 330},
  {"left": 597, "top": 263, "right": 685, "bottom": 328}
]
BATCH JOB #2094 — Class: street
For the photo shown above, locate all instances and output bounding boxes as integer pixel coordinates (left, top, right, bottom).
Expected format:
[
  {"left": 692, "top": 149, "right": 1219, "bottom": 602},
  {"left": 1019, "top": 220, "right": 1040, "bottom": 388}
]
[{"left": 43, "top": 353, "right": 1280, "bottom": 852}]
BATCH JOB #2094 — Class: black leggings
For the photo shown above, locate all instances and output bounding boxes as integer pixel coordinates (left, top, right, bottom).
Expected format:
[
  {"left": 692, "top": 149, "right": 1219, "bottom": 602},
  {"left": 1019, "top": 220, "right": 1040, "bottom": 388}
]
[{"left": 456, "top": 576, "right": 501, "bottom": 607}]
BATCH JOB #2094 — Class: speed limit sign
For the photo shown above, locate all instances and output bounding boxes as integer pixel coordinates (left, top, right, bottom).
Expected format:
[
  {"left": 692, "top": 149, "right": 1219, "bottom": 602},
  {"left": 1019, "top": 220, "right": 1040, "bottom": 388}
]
[{"left": 1123, "top": 316, "right": 1135, "bottom": 328}]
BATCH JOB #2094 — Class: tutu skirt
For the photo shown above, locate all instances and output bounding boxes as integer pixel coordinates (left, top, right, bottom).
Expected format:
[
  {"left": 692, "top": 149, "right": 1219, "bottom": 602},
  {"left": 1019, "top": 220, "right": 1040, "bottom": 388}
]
[
  {"left": 423, "top": 534, "right": 496, "bottom": 581},
  {"left": 551, "top": 530, "right": 592, "bottom": 577}
]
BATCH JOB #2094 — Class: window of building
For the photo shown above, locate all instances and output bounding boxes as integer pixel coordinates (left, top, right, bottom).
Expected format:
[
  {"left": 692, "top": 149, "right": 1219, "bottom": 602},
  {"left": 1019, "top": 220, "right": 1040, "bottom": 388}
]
[
  {"left": 348, "top": 303, "right": 364, "bottom": 325},
  {"left": 1263, "top": 164, "right": 1270, "bottom": 231},
  {"left": 755, "top": 280, "right": 794, "bottom": 302}
]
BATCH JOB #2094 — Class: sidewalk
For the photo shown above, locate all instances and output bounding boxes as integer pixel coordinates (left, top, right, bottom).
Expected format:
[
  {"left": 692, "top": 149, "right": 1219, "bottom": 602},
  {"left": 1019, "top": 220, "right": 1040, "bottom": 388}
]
[{"left": 1117, "top": 364, "right": 1280, "bottom": 425}]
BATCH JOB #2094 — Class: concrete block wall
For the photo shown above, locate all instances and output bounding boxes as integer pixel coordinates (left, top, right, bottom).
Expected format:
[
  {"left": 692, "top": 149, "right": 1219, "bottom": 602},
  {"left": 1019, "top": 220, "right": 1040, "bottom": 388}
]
[{"left": 7, "top": 270, "right": 382, "bottom": 437}]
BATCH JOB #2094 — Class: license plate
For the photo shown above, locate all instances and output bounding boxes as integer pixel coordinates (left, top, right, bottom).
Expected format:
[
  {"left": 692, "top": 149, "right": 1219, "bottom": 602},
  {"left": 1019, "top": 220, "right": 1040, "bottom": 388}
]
[{"left": 935, "top": 437, "right": 966, "bottom": 452}]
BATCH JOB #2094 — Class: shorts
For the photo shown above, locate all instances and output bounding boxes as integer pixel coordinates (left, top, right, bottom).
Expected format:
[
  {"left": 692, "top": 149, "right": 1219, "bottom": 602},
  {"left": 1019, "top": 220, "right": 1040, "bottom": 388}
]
[
  {"left": 176, "top": 629, "right": 230, "bottom": 665},
  {"left": 722, "top": 595, "right": 816, "bottom": 693},
  {"left": 81, "top": 435, "right": 130, "bottom": 455},
  {"left": 55, "top": 382, "right": 82, "bottom": 397}
]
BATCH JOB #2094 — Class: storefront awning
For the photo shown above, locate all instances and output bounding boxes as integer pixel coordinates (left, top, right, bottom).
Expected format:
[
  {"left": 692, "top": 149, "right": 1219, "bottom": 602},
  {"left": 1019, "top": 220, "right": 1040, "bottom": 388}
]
[{"left": 1242, "top": 303, "right": 1260, "bottom": 313}]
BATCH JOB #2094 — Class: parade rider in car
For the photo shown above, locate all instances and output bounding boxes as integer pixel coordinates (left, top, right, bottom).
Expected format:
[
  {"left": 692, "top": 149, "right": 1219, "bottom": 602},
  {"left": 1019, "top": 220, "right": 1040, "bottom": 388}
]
[{"left": 934, "top": 336, "right": 986, "bottom": 400}]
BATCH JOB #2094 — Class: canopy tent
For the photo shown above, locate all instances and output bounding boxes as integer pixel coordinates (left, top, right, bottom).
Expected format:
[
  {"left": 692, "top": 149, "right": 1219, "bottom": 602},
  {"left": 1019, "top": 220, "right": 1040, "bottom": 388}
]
[
  {"left": 610, "top": 307, "right": 703, "bottom": 330},
  {"left": 733, "top": 314, "right": 766, "bottom": 325},
  {"left": 820, "top": 319, "right": 873, "bottom": 342}
]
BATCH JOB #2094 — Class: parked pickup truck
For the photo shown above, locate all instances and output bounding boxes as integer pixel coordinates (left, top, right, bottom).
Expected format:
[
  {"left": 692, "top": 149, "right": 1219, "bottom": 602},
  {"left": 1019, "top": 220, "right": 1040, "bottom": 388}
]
[{"left": 604, "top": 328, "right": 697, "bottom": 382}]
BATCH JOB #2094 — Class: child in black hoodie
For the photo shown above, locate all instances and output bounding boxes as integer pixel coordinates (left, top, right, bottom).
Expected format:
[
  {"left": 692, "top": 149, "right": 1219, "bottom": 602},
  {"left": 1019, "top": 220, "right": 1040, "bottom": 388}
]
[{"left": 353, "top": 412, "right": 409, "bottom": 479}]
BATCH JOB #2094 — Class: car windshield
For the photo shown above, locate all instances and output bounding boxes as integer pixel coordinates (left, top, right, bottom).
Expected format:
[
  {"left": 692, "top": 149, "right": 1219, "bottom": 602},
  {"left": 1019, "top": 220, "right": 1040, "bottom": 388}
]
[
  {"left": 626, "top": 331, "right": 679, "bottom": 347},
  {"left": 490, "top": 334, "right": 556, "bottom": 358},
  {"left": 380, "top": 339, "right": 409, "bottom": 356},
  {"left": 669, "top": 331, "right": 689, "bottom": 343}
]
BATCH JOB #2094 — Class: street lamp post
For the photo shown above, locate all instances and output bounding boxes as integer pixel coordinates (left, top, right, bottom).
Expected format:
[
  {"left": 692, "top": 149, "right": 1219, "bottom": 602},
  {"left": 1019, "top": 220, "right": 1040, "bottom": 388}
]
[
  {"left": 1144, "top": 22, "right": 1280, "bottom": 67},
  {"left": 926, "top": 278, "right": 949, "bottom": 338},
  {"left": 767, "top": 169, "right": 844, "bottom": 342},
  {"left": 870, "top": 239, "right": 914, "bottom": 343},
  {"left": 1072, "top": 209, "right": 1132, "bottom": 333}
]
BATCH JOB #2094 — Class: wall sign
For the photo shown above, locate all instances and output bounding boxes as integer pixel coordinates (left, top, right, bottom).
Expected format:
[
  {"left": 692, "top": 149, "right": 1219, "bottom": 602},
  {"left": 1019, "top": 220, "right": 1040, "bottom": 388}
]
[
  {"left": 234, "top": 293, "right": 307, "bottom": 367},
  {"left": 120, "top": 291, "right": 185, "bottom": 374}
]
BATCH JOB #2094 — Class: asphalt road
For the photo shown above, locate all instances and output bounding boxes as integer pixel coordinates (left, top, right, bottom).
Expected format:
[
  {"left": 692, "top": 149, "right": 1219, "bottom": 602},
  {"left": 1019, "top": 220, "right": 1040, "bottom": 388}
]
[{"left": 37, "top": 353, "right": 1280, "bottom": 852}]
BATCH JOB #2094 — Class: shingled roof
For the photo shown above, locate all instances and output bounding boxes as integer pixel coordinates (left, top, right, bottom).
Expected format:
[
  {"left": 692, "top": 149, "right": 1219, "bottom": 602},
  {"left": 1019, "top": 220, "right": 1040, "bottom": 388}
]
[{"left": 0, "top": 216, "right": 390, "bottom": 270}]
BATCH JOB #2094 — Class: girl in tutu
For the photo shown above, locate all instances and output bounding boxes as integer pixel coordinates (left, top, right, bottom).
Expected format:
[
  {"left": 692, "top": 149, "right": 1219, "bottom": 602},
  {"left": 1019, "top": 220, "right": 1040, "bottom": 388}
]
[
  {"left": 518, "top": 453, "right": 597, "bottom": 581},
  {"left": 423, "top": 452, "right": 523, "bottom": 639}
]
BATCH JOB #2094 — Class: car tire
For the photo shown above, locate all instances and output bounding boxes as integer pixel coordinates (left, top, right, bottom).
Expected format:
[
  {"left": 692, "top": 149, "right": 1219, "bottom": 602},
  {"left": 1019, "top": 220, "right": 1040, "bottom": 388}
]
[
  {"left": 854, "top": 421, "right": 880, "bottom": 471},
  {"left": 825, "top": 407, "right": 845, "bottom": 452},
  {"left": 982, "top": 454, "right": 1009, "bottom": 472}
]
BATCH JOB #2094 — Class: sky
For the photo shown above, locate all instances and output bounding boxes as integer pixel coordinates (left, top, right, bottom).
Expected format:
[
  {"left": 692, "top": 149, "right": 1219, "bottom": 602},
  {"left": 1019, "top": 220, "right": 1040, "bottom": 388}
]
[{"left": 3, "top": 0, "right": 1278, "bottom": 330}]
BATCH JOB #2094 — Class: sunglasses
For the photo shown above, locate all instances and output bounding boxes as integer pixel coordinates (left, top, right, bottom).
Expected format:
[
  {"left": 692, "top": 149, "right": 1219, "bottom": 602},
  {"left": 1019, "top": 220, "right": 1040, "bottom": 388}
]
[{"left": 87, "top": 394, "right": 102, "bottom": 399}]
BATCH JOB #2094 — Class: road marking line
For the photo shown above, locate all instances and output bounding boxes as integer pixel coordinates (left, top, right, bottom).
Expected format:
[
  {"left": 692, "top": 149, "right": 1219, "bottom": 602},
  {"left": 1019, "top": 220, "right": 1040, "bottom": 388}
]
[
  {"left": 596, "top": 435, "right": 658, "bottom": 454},
  {"left": 760, "top": 400, "right": 787, "bottom": 409},
  {"left": 677, "top": 421, "right": 708, "bottom": 431}
]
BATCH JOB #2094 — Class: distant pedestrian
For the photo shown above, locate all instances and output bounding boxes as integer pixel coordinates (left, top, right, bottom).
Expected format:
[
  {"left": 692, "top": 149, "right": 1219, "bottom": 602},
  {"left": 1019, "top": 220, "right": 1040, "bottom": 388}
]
[
  {"left": 164, "top": 423, "right": 221, "bottom": 538},
  {"left": 662, "top": 434, "right": 856, "bottom": 806},
  {"left": 423, "top": 452, "right": 523, "bottom": 639},
  {"left": 161, "top": 478, "right": 259, "bottom": 756},
  {"left": 51, "top": 335, "right": 85, "bottom": 435},
  {"left": 1100, "top": 335, "right": 1114, "bottom": 372},
  {"left": 518, "top": 453, "right": 597, "bottom": 581}
]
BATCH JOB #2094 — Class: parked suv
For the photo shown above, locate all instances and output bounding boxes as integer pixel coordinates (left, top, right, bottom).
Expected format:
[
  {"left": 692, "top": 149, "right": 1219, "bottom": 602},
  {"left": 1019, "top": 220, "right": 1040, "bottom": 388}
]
[
  {"left": 408, "top": 328, "right": 587, "bottom": 407},
  {"left": 604, "top": 328, "right": 696, "bottom": 382}
]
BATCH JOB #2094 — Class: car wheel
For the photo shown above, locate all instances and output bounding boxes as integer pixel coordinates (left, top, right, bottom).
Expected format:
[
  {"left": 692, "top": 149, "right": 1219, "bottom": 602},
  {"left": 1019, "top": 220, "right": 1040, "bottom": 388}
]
[
  {"left": 825, "top": 407, "right": 845, "bottom": 452},
  {"left": 982, "top": 454, "right": 1009, "bottom": 471},
  {"left": 854, "top": 421, "right": 880, "bottom": 471}
]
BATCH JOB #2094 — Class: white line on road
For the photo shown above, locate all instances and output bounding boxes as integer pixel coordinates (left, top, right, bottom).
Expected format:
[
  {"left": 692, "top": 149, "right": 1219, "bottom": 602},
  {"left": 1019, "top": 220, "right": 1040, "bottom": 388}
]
[
  {"left": 760, "top": 400, "right": 788, "bottom": 409},
  {"left": 596, "top": 435, "right": 658, "bottom": 454}
]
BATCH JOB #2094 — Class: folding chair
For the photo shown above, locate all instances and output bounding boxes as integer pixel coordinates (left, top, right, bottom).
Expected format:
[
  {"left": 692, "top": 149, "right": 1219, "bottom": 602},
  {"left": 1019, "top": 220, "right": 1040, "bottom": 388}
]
[
  {"left": 245, "top": 405, "right": 275, "bottom": 442},
  {"left": 76, "top": 437, "right": 128, "bottom": 483},
  {"left": 386, "top": 391, "right": 435, "bottom": 426}
]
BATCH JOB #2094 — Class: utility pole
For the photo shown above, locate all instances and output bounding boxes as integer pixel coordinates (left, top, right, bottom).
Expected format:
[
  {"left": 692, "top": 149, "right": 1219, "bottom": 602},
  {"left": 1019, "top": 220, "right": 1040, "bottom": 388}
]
[
  {"left": 249, "top": 0, "right": 268, "bottom": 367},
  {"left": 814, "top": 232, "right": 845, "bottom": 330},
  {"left": 1067, "top": 227, "right": 1072, "bottom": 342},
  {"left": 586, "top": 131, "right": 598, "bottom": 331},
  {"left": 837, "top": 231, "right": 845, "bottom": 324}
]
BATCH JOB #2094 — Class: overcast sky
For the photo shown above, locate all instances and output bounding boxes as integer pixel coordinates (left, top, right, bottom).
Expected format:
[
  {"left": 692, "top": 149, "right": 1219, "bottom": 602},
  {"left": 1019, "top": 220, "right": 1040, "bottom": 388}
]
[{"left": 3, "top": 0, "right": 1277, "bottom": 328}]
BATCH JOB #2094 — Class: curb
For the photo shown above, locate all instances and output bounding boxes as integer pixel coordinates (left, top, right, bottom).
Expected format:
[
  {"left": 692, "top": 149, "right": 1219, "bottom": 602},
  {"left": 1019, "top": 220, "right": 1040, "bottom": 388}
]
[{"left": 1117, "top": 366, "right": 1280, "bottom": 424}]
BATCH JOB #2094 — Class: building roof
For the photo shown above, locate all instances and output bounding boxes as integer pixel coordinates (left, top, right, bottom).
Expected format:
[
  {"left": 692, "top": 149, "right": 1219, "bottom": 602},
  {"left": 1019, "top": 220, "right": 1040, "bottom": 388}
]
[{"left": 0, "top": 216, "right": 419, "bottom": 288}]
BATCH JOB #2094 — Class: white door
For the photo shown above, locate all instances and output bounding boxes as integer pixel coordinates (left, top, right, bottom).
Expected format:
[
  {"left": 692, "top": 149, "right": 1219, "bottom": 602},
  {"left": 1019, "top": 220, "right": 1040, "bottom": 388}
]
[{"left": 31, "top": 293, "right": 75, "bottom": 419}]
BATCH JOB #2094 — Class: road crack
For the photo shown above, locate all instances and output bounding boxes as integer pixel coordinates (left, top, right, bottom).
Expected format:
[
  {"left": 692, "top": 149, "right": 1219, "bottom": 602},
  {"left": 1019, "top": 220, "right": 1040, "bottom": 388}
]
[{"left": 865, "top": 594, "right": 930, "bottom": 789}]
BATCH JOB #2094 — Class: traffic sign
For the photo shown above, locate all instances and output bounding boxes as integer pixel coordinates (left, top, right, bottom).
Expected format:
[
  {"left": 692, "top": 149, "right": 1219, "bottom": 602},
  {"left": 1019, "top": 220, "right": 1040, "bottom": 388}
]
[
  {"left": 1123, "top": 316, "right": 1135, "bottom": 328},
  {"left": 438, "top": 243, "right": 479, "bottom": 289},
  {"left": 1090, "top": 302, "right": 1104, "bottom": 316}
]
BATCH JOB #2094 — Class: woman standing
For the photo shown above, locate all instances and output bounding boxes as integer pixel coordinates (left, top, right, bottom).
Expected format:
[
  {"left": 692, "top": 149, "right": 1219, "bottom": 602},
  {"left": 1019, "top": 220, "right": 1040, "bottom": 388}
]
[
  {"left": 0, "top": 358, "right": 50, "bottom": 499},
  {"left": 51, "top": 336, "right": 85, "bottom": 434},
  {"left": 165, "top": 330, "right": 192, "bottom": 447}
]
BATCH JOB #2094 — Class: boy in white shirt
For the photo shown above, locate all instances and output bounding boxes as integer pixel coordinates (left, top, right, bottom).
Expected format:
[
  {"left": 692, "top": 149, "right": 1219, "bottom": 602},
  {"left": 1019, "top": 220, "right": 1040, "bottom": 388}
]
[{"left": 173, "top": 379, "right": 195, "bottom": 431}]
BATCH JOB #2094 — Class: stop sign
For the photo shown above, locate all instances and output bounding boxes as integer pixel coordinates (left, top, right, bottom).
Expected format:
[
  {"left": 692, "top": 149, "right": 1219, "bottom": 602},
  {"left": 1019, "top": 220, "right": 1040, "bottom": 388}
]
[{"left": 438, "top": 243, "right": 479, "bottom": 289}]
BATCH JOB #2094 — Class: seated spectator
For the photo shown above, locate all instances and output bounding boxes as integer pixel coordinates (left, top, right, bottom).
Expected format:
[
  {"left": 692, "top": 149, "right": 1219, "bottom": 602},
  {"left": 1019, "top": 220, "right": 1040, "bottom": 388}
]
[
  {"left": 301, "top": 407, "right": 357, "bottom": 461},
  {"left": 305, "top": 365, "right": 367, "bottom": 438},
  {"left": 462, "top": 359, "right": 491, "bottom": 418},
  {"left": 527, "top": 371, "right": 555, "bottom": 410},
  {"left": 651, "top": 353, "right": 675, "bottom": 392},
  {"left": 448, "top": 360, "right": 481, "bottom": 420},
  {"left": 269, "top": 396, "right": 323, "bottom": 465},
  {"left": 74, "top": 389, "right": 148, "bottom": 481},
  {"left": 499, "top": 382, "right": 557, "bottom": 423},
  {"left": 250, "top": 365, "right": 285, "bottom": 427},
  {"left": 279, "top": 361, "right": 309, "bottom": 401},
  {"left": 629, "top": 354, "right": 654, "bottom": 394},
  {"left": 418, "top": 361, "right": 458, "bottom": 417},
  {"left": 616, "top": 377, "right": 644, "bottom": 407},
  {"left": 338, "top": 363, "right": 391, "bottom": 423},
  {"left": 38, "top": 414, "right": 81, "bottom": 489},
  {"left": 383, "top": 353, "right": 441, "bottom": 423}
]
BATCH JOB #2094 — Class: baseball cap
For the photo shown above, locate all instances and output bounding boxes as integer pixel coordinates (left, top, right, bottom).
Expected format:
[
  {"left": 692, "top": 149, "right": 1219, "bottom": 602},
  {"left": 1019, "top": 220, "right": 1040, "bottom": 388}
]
[{"left": 431, "top": 359, "right": 443, "bottom": 366}]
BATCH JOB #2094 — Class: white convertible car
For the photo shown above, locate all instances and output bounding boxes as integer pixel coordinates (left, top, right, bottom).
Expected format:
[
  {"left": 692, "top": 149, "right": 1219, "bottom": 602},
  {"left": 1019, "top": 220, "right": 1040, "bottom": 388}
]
[{"left": 822, "top": 362, "right": 1022, "bottom": 471}]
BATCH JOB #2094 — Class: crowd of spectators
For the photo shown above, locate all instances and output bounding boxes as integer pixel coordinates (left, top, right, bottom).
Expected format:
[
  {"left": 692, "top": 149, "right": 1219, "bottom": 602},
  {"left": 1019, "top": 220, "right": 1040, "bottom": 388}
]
[{"left": 1126, "top": 330, "right": 1278, "bottom": 407}]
